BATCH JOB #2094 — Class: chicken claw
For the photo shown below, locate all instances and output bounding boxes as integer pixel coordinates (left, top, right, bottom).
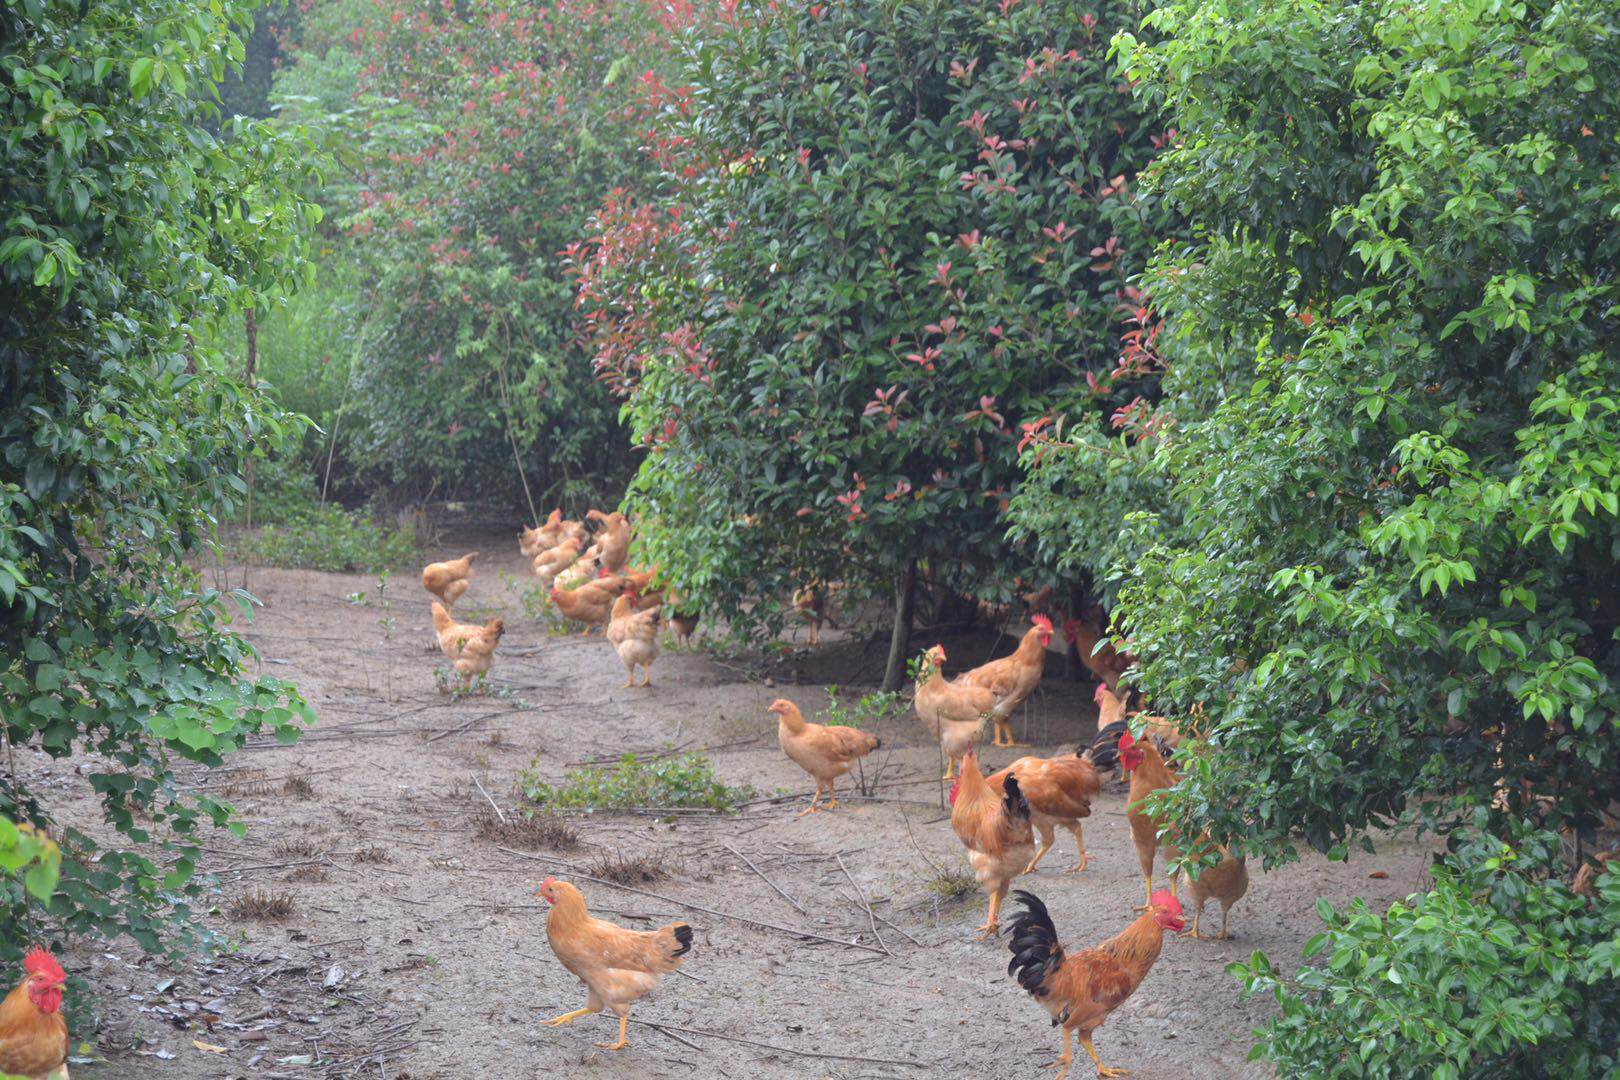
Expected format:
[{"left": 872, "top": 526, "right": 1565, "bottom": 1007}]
[
  {"left": 1064, "top": 853, "right": 1090, "bottom": 875},
  {"left": 597, "top": 1015, "right": 631, "bottom": 1050},
  {"left": 542, "top": 1007, "right": 595, "bottom": 1027},
  {"left": 974, "top": 921, "right": 1001, "bottom": 940}
]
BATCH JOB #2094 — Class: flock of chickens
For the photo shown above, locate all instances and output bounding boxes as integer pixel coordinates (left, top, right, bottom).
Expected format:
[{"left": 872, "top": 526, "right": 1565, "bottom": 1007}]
[{"left": 0, "top": 511, "right": 1244, "bottom": 1080}]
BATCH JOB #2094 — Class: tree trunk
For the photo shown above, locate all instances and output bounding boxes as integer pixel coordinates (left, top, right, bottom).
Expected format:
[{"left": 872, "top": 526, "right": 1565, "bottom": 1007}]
[
  {"left": 243, "top": 306, "right": 258, "bottom": 531},
  {"left": 1065, "top": 582, "right": 1086, "bottom": 680},
  {"left": 881, "top": 559, "right": 918, "bottom": 693}
]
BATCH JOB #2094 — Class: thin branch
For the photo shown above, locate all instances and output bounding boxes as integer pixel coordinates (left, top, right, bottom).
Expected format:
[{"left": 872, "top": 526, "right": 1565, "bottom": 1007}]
[{"left": 723, "top": 843, "right": 806, "bottom": 915}]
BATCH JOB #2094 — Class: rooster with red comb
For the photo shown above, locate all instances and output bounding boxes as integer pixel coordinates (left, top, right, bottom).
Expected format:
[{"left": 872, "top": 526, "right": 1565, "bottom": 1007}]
[
  {"left": 1007, "top": 889, "right": 1184, "bottom": 1079},
  {"left": 0, "top": 946, "right": 69, "bottom": 1079}
]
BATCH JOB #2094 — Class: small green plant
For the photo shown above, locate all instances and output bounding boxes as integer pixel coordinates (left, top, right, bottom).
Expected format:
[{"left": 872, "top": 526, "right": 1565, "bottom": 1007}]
[
  {"left": 373, "top": 570, "right": 394, "bottom": 641},
  {"left": 924, "top": 868, "right": 977, "bottom": 904},
  {"left": 521, "top": 753, "right": 753, "bottom": 812},
  {"left": 821, "top": 686, "right": 904, "bottom": 729},
  {"left": 238, "top": 503, "right": 415, "bottom": 573}
]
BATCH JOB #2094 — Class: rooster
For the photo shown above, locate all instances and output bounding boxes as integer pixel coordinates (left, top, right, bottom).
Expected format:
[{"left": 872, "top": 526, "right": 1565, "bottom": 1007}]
[
  {"left": 1007, "top": 889, "right": 1185, "bottom": 1079},
  {"left": 0, "top": 946, "right": 69, "bottom": 1080},
  {"left": 950, "top": 747, "right": 1034, "bottom": 938},
  {"left": 537, "top": 877, "right": 693, "bottom": 1051},
  {"left": 954, "top": 615, "right": 1053, "bottom": 748}
]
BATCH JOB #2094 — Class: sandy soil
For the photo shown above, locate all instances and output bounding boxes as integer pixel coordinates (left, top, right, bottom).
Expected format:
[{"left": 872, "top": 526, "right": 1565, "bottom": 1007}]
[{"left": 17, "top": 530, "right": 1437, "bottom": 1079}]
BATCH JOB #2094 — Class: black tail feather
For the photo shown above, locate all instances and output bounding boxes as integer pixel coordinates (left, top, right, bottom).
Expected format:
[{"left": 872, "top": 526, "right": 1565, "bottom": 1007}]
[
  {"left": 1006, "top": 890, "right": 1064, "bottom": 998},
  {"left": 670, "top": 923, "right": 693, "bottom": 956},
  {"left": 1002, "top": 773, "right": 1031, "bottom": 822},
  {"left": 1087, "top": 719, "right": 1129, "bottom": 770}
]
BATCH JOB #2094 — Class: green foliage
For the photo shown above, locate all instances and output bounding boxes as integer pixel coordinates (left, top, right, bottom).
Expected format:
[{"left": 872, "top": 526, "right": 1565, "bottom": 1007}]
[
  {"left": 1233, "top": 823, "right": 1620, "bottom": 1078},
  {"left": 520, "top": 753, "right": 754, "bottom": 813},
  {"left": 580, "top": 0, "right": 1174, "bottom": 632},
  {"left": 268, "top": 0, "right": 697, "bottom": 507},
  {"left": 1006, "top": 0, "right": 1620, "bottom": 1071},
  {"left": 237, "top": 503, "right": 416, "bottom": 573},
  {"left": 821, "top": 686, "right": 905, "bottom": 730},
  {"left": 1, "top": 0, "right": 320, "bottom": 962}
]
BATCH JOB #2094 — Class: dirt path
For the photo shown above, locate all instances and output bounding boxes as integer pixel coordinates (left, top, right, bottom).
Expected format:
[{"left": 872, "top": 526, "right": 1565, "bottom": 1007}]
[{"left": 31, "top": 533, "right": 1434, "bottom": 1079}]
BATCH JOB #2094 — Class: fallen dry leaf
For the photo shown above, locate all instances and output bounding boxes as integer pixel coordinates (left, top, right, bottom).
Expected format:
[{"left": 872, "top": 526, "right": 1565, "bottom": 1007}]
[{"left": 194, "top": 1040, "right": 228, "bottom": 1054}]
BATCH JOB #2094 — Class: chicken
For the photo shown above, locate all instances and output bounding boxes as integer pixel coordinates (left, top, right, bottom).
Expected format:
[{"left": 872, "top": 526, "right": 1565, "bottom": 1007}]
[
  {"left": 421, "top": 551, "right": 477, "bottom": 608},
  {"left": 431, "top": 602, "right": 504, "bottom": 686},
  {"left": 1089, "top": 686, "right": 1184, "bottom": 781},
  {"left": 550, "top": 581, "right": 615, "bottom": 633},
  {"left": 769, "top": 699, "right": 880, "bottom": 817},
  {"left": 1121, "top": 731, "right": 1179, "bottom": 906},
  {"left": 791, "top": 584, "right": 829, "bottom": 646},
  {"left": 913, "top": 644, "right": 995, "bottom": 780},
  {"left": 586, "top": 509, "right": 632, "bottom": 573},
  {"left": 520, "top": 509, "right": 567, "bottom": 557},
  {"left": 987, "top": 748, "right": 1101, "bottom": 874},
  {"left": 1061, "top": 611, "right": 1131, "bottom": 690},
  {"left": 1165, "top": 839, "right": 1248, "bottom": 940},
  {"left": 555, "top": 550, "right": 603, "bottom": 591},
  {"left": 669, "top": 610, "right": 700, "bottom": 649},
  {"left": 606, "top": 591, "right": 661, "bottom": 687},
  {"left": 532, "top": 537, "right": 583, "bottom": 590},
  {"left": 536, "top": 877, "right": 694, "bottom": 1051},
  {"left": 949, "top": 747, "right": 1035, "bottom": 938},
  {"left": 1006, "top": 889, "right": 1185, "bottom": 1079},
  {"left": 954, "top": 615, "right": 1054, "bottom": 748},
  {"left": 0, "top": 946, "right": 69, "bottom": 1080}
]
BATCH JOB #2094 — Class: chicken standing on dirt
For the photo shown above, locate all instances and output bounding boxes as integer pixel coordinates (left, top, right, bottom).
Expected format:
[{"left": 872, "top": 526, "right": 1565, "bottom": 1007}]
[
  {"left": 914, "top": 644, "right": 996, "bottom": 780},
  {"left": 1164, "top": 839, "right": 1249, "bottom": 940},
  {"left": 1121, "top": 731, "right": 1179, "bottom": 906},
  {"left": 421, "top": 551, "right": 477, "bottom": 608},
  {"left": 987, "top": 747, "right": 1102, "bottom": 874},
  {"left": 954, "top": 615, "right": 1054, "bottom": 748},
  {"left": 1006, "top": 889, "right": 1185, "bottom": 1079},
  {"left": 0, "top": 947, "right": 69, "bottom": 1080},
  {"left": 536, "top": 877, "right": 694, "bottom": 1051},
  {"left": 532, "top": 537, "right": 581, "bottom": 590},
  {"left": 520, "top": 509, "right": 567, "bottom": 557},
  {"left": 550, "top": 580, "right": 616, "bottom": 633},
  {"left": 791, "top": 584, "right": 829, "bottom": 646},
  {"left": 950, "top": 747, "right": 1035, "bottom": 938},
  {"left": 769, "top": 699, "right": 880, "bottom": 817},
  {"left": 431, "top": 602, "right": 504, "bottom": 687},
  {"left": 606, "top": 591, "right": 661, "bottom": 687}
]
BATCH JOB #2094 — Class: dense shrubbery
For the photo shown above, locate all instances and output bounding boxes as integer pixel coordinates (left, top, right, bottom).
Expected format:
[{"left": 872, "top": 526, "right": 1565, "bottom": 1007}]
[
  {"left": 576, "top": 0, "right": 1175, "bottom": 647},
  {"left": 1009, "top": 0, "right": 1620, "bottom": 1071},
  {"left": 1, "top": 0, "right": 318, "bottom": 963}
]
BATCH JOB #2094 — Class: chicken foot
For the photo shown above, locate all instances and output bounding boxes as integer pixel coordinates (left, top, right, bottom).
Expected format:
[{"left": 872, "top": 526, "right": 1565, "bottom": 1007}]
[
  {"left": 992, "top": 717, "right": 1030, "bottom": 748},
  {"left": 1028, "top": 822, "right": 1090, "bottom": 874},
  {"left": 1049, "top": 1027, "right": 1073, "bottom": 1080},
  {"left": 1064, "top": 822, "right": 1090, "bottom": 873},
  {"left": 598, "top": 1013, "right": 631, "bottom": 1051},
  {"left": 1079, "top": 1032, "right": 1126, "bottom": 1078},
  {"left": 975, "top": 886, "right": 1007, "bottom": 938},
  {"left": 1180, "top": 900, "right": 1232, "bottom": 940},
  {"left": 542, "top": 1004, "right": 600, "bottom": 1028},
  {"left": 797, "top": 781, "right": 825, "bottom": 818}
]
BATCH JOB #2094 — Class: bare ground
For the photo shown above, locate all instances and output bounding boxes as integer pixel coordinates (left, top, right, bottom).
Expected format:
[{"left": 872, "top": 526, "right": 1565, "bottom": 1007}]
[{"left": 20, "top": 531, "right": 1437, "bottom": 1079}]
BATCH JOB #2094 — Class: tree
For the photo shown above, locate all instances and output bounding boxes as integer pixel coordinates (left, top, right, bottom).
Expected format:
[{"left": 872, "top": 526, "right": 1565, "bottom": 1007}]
[
  {"left": 277, "top": 0, "right": 704, "bottom": 511},
  {"left": 1013, "top": 0, "right": 1620, "bottom": 1072},
  {"left": 2, "top": 0, "right": 319, "bottom": 963},
  {"left": 578, "top": 0, "right": 1174, "bottom": 672}
]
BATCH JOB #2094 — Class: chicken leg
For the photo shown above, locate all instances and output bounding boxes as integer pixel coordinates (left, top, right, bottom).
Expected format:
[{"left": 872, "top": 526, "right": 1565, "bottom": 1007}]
[
  {"left": 542, "top": 1005, "right": 600, "bottom": 1027},
  {"left": 797, "top": 781, "right": 825, "bottom": 818},
  {"left": 1064, "top": 822, "right": 1089, "bottom": 873},
  {"left": 1079, "top": 1032, "right": 1126, "bottom": 1078},
  {"left": 1051, "top": 1027, "right": 1073, "bottom": 1080},
  {"left": 598, "top": 1013, "right": 631, "bottom": 1051},
  {"left": 1026, "top": 823, "right": 1057, "bottom": 874},
  {"left": 976, "top": 886, "right": 1006, "bottom": 938},
  {"left": 823, "top": 780, "right": 840, "bottom": 811}
]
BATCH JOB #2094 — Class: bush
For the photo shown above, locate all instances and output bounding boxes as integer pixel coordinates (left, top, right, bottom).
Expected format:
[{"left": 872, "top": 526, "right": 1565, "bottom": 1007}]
[
  {"left": 577, "top": 0, "right": 1175, "bottom": 640},
  {"left": 2, "top": 0, "right": 320, "bottom": 965},
  {"left": 520, "top": 753, "right": 753, "bottom": 813},
  {"left": 238, "top": 503, "right": 416, "bottom": 573}
]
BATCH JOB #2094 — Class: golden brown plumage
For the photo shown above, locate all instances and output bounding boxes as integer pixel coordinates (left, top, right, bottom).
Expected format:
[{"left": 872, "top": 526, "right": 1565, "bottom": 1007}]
[
  {"left": 769, "top": 699, "right": 880, "bottom": 817},
  {"left": 586, "top": 510, "right": 632, "bottom": 573},
  {"left": 1006, "top": 889, "right": 1185, "bottom": 1079},
  {"left": 536, "top": 878, "right": 693, "bottom": 1052},
  {"left": 421, "top": 551, "right": 477, "bottom": 608},
  {"left": 0, "top": 947, "right": 69, "bottom": 1080},
  {"left": 606, "top": 592, "right": 661, "bottom": 687},
  {"left": 953, "top": 616, "right": 1053, "bottom": 747},
  {"left": 431, "top": 602, "right": 503, "bottom": 686},
  {"left": 1121, "top": 732, "right": 1179, "bottom": 907},
  {"left": 949, "top": 748, "right": 1034, "bottom": 938},
  {"left": 791, "top": 584, "right": 828, "bottom": 646},
  {"left": 987, "top": 749, "right": 1101, "bottom": 874},
  {"left": 520, "top": 509, "right": 566, "bottom": 557},
  {"left": 1165, "top": 838, "right": 1249, "bottom": 940},
  {"left": 1061, "top": 610, "right": 1133, "bottom": 689},
  {"left": 550, "top": 581, "right": 615, "bottom": 632},
  {"left": 532, "top": 537, "right": 582, "bottom": 590},
  {"left": 913, "top": 644, "right": 995, "bottom": 780}
]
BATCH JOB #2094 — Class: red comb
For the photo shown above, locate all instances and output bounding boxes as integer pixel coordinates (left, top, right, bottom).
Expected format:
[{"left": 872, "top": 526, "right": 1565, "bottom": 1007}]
[
  {"left": 23, "top": 947, "right": 64, "bottom": 983},
  {"left": 1032, "top": 614, "right": 1053, "bottom": 632},
  {"left": 541, "top": 876, "right": 556, "bottom": 889},
  {"left": 1149, "top": 889, "right": 1182, "bottom": 914}
]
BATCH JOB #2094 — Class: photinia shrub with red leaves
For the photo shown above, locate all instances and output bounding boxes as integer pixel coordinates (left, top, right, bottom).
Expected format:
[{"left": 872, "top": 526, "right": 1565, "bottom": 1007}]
[{"left": 571, "top": 0, "right": 1175, "bottom": 635}]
